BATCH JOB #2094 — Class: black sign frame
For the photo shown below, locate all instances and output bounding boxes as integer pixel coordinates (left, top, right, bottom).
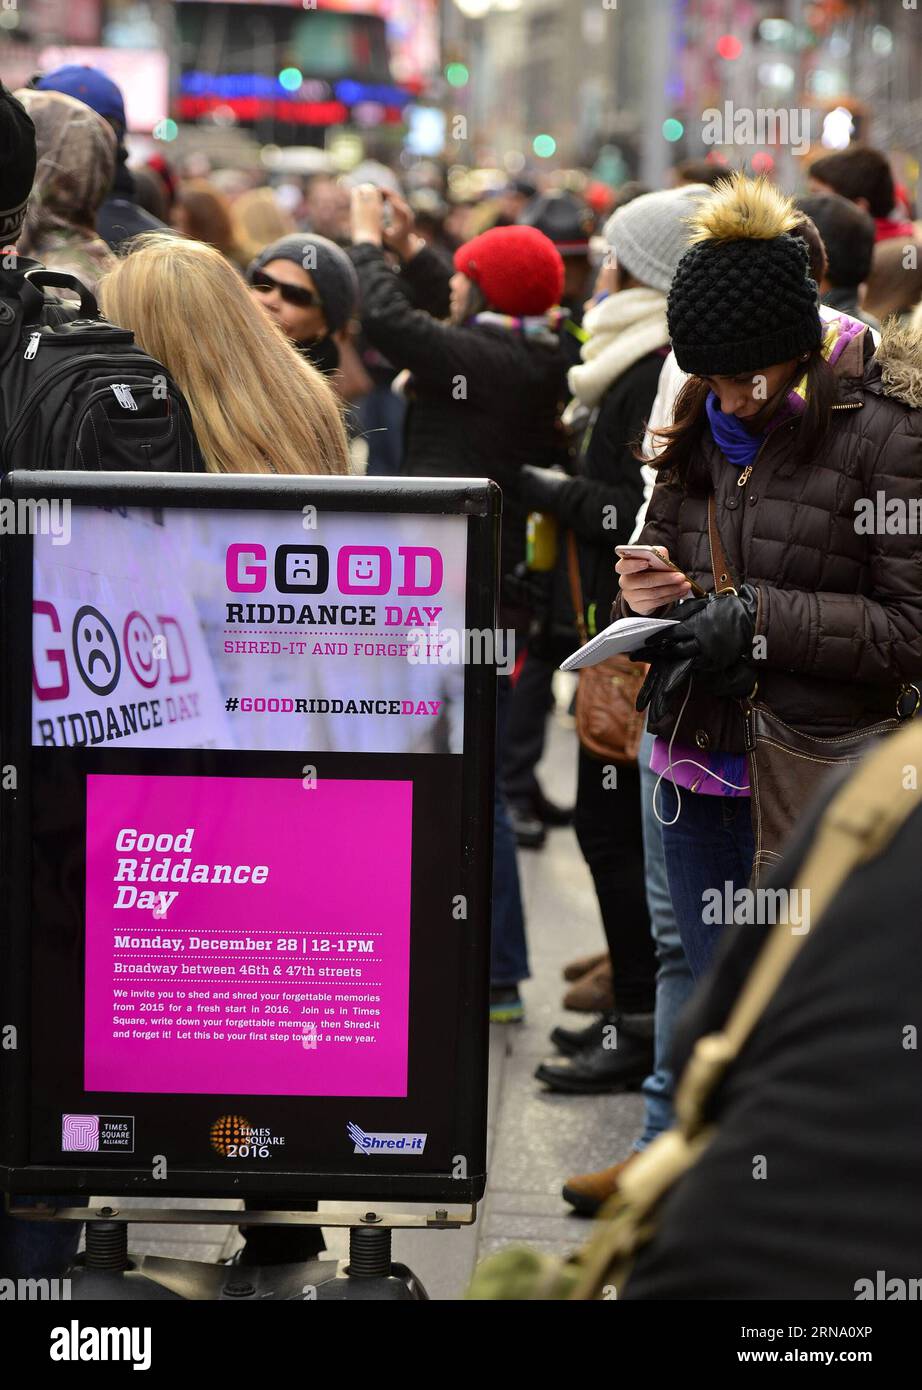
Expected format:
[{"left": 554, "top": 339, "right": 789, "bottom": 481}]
[{"left": 1, "top": 471, "right": 499, "bottom": 1204}]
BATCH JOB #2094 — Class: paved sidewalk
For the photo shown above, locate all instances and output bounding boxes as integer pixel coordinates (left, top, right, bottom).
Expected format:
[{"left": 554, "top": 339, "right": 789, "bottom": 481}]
[{"left": 89, "top": 695, "right": 641, "bottom": 1298}]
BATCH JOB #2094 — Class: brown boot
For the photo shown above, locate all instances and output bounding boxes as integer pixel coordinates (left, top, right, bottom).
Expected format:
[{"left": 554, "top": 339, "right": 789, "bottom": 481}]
[
  {"left": 562, "top": 951, "right": 608, "bottom": 983},
  {"left": 562, "top": 1153, "right": 639, "bottom": 1217},
  {"left": 562, "top": 958, "right": 614, "bottom": 1013}
]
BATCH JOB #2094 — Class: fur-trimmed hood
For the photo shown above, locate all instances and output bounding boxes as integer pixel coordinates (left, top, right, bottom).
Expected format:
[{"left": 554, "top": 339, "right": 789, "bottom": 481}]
[{"left": 873, "top": 318, "right": 922, "bottom": 408}]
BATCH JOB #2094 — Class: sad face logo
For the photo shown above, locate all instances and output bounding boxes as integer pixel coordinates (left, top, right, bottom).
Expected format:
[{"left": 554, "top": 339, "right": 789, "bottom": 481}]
[
  {"left": 123, "top": 611, "right": 160, "bottom": 689},
  {"left": 274, "top": 545, "right": 328, "bottom": 594},
  {"left": 72, "top": 605, "right": 121, "bottom": 696},
  {"left": 286, "top": 553, "right": 317, "bottom": 585}
]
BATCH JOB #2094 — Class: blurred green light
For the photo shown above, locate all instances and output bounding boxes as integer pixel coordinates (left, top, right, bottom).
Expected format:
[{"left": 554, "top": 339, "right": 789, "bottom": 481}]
[
  {"left": 154, "top": 119, "right": 178, "bottom": 142},
  {"left": 279, "top": 67, "right": 303, "bottom": 91},
  {"left": 533, "top": 134, "right": 556, "bottom": 158},
  {"left": 662, "top": 118, "right": 684, "bottom": 142},
  {"left": 445, "top": 63, "right": 470, "bottom": 88}
]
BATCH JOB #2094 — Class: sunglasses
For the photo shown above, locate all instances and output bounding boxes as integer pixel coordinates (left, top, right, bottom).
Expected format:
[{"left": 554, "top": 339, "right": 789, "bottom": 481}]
[{"left": 250, "top": 270, "right": 322, "bottom": 310}]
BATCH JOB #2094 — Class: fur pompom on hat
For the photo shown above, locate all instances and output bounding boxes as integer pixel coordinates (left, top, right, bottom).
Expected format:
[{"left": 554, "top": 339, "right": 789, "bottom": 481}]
[
  {"left": 667, "top": 174, "right": 822, "bottom": 376},
  {"left": 454, "top": 225, "right": 564, "bottom": 317}
]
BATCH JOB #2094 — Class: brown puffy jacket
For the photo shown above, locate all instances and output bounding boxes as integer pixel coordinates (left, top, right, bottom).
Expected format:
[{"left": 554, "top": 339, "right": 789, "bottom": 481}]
[{"left": 615, "top": 319, "right": 922, "bottom": 754}]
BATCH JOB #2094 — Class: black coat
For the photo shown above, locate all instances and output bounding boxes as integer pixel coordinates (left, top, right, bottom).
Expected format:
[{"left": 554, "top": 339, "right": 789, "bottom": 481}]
[
  {"left": 544, "top": 350, "right": 665, "bottom": 633},
  {"left": 350, "top": 243, "right": 569, "bottom": 591},
  {"left": 615, "top": 328, "right": 922, "bottom": 749},
  {"left": 97, "top": 163, "right": 169, "bottom": 252}
]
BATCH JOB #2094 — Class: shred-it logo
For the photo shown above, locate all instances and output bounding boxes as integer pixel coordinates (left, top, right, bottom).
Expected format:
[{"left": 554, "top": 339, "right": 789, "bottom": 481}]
[{"left": 210, "top": 1114, "right": 286, "bottom": 1159}]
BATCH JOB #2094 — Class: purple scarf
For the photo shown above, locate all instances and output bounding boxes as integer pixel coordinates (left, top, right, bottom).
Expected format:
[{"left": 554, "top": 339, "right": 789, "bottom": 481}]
[{"left": 705, "top": 391, "right": 764, "bottom": 470}]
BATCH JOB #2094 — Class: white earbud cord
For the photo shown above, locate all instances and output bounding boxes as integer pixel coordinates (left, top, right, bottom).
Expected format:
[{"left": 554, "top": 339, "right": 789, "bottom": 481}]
[{"left": 651, "top": 674, "right": 751, "bottom": 827}]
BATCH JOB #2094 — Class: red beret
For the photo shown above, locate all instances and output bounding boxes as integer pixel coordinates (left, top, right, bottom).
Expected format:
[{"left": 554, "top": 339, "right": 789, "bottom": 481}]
[{"left": 453, "top": 224, "right": 564, "bottom": 316}]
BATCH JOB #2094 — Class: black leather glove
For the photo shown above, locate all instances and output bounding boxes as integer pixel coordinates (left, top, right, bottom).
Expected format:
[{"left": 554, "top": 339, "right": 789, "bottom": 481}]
[
  {"left": 518, "top": 464, "right": 569, "bottom": 513},
  {"left": 638, "top": 585, "right": 758, "bottom": 671},
  {"left": 635, "top": 652, "right": 696, "bottom": 724},
  {"left": 633, "top": 585, "right": 759, "bottom": 721}
]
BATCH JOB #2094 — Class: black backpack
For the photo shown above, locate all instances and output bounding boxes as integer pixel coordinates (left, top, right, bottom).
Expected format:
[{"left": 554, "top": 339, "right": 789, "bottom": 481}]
[{"left": 0, "top": 266, "right": 204, "bottom": 473}]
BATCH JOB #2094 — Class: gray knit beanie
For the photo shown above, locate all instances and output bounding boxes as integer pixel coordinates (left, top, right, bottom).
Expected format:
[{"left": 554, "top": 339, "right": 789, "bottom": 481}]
[
  {"left": 247, "top": 233, "right": 358, "bottom": 334},
  {"left": 603, "top": 183, "right": 713, "bottom": 293}
]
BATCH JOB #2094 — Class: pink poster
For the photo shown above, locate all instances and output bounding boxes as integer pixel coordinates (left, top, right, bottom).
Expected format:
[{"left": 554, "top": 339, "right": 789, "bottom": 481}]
[{"left": 84, "top": 773, "right": 412, "bottom": 1096}]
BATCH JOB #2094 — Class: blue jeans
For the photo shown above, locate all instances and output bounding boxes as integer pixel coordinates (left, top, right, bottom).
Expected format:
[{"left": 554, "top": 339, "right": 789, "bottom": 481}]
[
  {"left": 491, "top": 675, "right": 529, "bottom": 987},
  {"left": 659, "top": 778, "right": 755, "bottom": 980},
  {"left": 635, "top": 731, "right": 695, "bottom": 1149},
  {"left": 0, "top": 1195, "right": 88, "bottom": 1278}
]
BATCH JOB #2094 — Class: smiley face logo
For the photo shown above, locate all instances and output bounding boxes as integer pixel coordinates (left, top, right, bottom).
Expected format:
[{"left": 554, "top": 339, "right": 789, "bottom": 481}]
[
  {"left": 72, "top": 605, "right": 121, "bottom": 696},
  {"left": 123, "top": 611, "right": 160, "bottom": 689},
  {"left": 337, "top": 546, "right": 390, "bottom": 595},
  {"left": 350, "top": 555, "right": 379, "bottom": 585}
]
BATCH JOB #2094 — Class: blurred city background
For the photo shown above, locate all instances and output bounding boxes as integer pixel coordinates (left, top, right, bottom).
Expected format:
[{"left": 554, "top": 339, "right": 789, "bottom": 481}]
[{"left": 2, "top": 1, "right": 920, "bottom": 211}]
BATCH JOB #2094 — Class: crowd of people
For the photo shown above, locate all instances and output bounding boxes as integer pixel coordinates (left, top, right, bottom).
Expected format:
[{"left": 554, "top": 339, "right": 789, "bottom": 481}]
[{"left": 2, "top": 64, "right": 922, "bottom": 1296}]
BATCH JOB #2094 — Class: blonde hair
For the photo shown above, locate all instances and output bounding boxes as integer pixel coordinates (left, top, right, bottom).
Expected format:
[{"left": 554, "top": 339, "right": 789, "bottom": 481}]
[
  {"left": 100, "top": 235, "right": 350, "bottom": 477},
  {"left": 232, "top": 187, "right": 296, "bottom": 265}
]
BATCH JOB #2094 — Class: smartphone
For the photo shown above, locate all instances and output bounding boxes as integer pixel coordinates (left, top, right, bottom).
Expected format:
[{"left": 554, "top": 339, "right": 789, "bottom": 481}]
[{"left": 615, "top": 545, "right": 706, "bottom": 597}]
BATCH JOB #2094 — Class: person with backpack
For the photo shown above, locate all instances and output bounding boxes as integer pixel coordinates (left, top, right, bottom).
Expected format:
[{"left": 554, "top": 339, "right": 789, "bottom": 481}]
[
  {"left": 100, "top": 235, "right": 350, "bottom": 477},
  {"left": 0, "top": 85, "right": 200, "bottom": 1281},
  {"left": 614, "top": 173, "right": 922, "bottom": 981},
  {"left": 14, "top": 88, "right": 116, "bottom": 295},
  {"left": 0, "top": 91, "right": 201, "bottom": 475}
]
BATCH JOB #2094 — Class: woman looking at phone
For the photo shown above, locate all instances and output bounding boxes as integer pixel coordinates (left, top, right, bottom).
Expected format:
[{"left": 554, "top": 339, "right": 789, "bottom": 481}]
[{"left": 615, "top": 174, "right": 922, "bottom": 978}]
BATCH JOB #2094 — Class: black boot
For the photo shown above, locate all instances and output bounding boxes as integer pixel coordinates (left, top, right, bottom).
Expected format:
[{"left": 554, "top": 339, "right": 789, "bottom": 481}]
[
  {"left": 549, "top": 1012, "right": 612, "bottom": 1058},
  {"left": 532, "top": 788, "right": 574, "bottom": 827},
  {"left": 508, "top": 802, "right": 546, "bottom": 849},
  {"left": 535, "top": 1013, "right": 654, "bottom": 1094}
]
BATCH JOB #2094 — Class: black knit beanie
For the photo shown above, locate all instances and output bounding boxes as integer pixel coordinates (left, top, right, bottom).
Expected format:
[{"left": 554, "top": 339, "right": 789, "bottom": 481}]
[
  {"left": 0, "top": 81, "right": 36, "bottom": 244},
  {"left": 667, "top": 176, "right": 823, "bottom": 377}
]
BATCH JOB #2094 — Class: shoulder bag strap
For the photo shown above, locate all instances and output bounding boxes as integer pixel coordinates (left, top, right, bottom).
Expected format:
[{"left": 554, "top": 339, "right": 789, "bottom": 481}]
[
  {"left": 566, "top": 529, "right": 589, "bottom": 648},
  {"left": 706, "top": 493, "right": 737, "bottom": 595}
]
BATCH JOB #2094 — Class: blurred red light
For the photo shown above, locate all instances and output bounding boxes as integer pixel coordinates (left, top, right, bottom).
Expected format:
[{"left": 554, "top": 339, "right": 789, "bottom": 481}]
[{"left": 717, "top": 34, "right": 743, "bottom": 60}]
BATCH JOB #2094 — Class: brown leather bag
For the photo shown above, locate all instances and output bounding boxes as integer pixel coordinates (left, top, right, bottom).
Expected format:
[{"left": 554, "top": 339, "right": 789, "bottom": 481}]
[
  {"left": 707, "top": 495, "right": 919, "bottom": 884},
  {"left": 567, "top": 532, "right": 647, "bottom": 764}
]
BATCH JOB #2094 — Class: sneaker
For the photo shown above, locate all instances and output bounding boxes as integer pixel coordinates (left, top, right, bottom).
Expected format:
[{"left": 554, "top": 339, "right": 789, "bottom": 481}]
[
  {"left": 490, "top": 985, "right": 524, "bottom": 1024},
  {"left": 562, "top": 1154, "right": 639, "bottom": 1217}
]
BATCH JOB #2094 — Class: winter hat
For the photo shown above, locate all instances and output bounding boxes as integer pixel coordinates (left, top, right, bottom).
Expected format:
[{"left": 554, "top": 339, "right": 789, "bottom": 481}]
[
  {"left": 247, "top": 233, "right": 358, "bottom": 334},
  {"left": 15, "top": 89, "right": 117, "bottom": 235},
  {"left": 0, "top": 81, "right": 36, "bottom": 244},
  {"left": 603, "top": 183, "right": 712, "bottom": 292},
  {"left": 34, "top": 65, "right": 127, "bottom": 138},
  {"left": 454, "top": 225, "right": 564, "bottom": 316},
  {"left": 519, "top": 190, "right": 596, "bottom": 256},
  {"left": 667, "top": 175, "right": 823, "bottom": 376}
]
